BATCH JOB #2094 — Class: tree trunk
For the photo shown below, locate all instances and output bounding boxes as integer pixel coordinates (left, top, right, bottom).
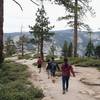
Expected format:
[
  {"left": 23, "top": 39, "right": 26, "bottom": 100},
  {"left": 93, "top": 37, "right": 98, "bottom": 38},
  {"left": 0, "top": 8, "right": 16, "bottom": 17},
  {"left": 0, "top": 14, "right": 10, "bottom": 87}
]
[
  {"left": 37, "top": 42, "right": 39, "bottom": 54},
  {"left": 20, "top": 27, "right": 24, "bottom": 57},
  {"left": 0, "top": 0, "right": 4, "bottom": 64},
  {"left": 40, "top": 36, "right": 44, "bottom": 61},
  {"left": 73, "top": 0, "right": 78, "bottom": 57},
  {"left": 21, "top": 41, "right": 24, "bottom": 56},
  {"left": 37, "top": 40, "right": 40, "bottom": 55}
]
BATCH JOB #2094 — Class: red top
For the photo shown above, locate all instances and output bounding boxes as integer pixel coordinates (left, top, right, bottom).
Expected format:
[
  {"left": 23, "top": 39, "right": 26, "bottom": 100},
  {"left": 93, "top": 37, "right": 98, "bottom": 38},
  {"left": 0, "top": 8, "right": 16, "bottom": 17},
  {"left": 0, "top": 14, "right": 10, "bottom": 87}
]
[
  {"left": 37, "top": 58, "right": 43, "bottom": 65},
  {"left": 61, "top": 63, "right": 75, "bottom": 77}
]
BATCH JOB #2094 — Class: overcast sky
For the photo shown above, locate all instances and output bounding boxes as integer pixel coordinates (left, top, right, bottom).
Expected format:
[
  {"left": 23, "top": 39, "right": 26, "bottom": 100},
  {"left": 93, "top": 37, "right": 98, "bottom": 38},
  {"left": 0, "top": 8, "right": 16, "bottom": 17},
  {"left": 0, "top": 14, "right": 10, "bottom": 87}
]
[{"left": 4, "top": 0, "right": 100, "bottom": 33}]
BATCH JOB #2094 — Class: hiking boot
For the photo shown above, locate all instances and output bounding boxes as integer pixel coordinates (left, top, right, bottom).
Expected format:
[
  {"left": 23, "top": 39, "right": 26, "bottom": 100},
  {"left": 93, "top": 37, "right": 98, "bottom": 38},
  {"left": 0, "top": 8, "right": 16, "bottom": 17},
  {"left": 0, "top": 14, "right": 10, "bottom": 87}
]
[
  {"left": 52, "top": 79, "right": 55, "bottom": 83},
  {"left": 62, "top": 90, "right": 65, "bottom": 94},
  {"left": 66, "top": 88, "right": 68, "bottom": 92},
  {"left": 48, "top": 76, "right": 50, "bottom": 79}
]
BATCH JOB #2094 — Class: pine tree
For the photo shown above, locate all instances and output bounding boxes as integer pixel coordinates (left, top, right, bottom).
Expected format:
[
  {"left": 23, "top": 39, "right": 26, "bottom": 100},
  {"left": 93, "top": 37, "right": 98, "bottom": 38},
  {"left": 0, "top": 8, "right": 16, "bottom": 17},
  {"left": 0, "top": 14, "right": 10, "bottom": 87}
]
[
  {"left": 85, "top": 40, "right": 95, "bottom": 57},
  {"left": 62, "top": 40, "right": 68, "bottom": 57},
  {"left": 51, "top": 0, "right": 95, "bottom": 57},
  {"left": 17, "top": 34, "right": 28, "bottom": 56},
  {"left": 68, "top": 42, "right": 73, "bottom": 57},
  {"left": 29, "top": 5, "right": 54, "bottom": 60},
  {"left": 95, "top": 45, "right": 100, "bottom": 58},
  {"left": 50, "top": 44, "right": 56, "bottom": 57},
  {"left": 85, "top": 29, "right": 95, "bottom": 57},
  {"left": 4, "top": 37, "right": 16, "bottom": 57}
]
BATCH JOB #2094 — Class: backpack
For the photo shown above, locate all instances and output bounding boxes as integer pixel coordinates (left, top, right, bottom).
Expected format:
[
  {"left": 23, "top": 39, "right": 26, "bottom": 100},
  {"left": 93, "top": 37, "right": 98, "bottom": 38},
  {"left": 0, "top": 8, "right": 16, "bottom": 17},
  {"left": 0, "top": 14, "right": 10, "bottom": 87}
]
[
  {"left": 37, "top": 59, "right": 42, "bottom": 65},
  {"left": 51, "top": 62, "right": 57, "bottom": 71},
  {"left": 46, "top": 62, "right": 51, "bottom": 70}
]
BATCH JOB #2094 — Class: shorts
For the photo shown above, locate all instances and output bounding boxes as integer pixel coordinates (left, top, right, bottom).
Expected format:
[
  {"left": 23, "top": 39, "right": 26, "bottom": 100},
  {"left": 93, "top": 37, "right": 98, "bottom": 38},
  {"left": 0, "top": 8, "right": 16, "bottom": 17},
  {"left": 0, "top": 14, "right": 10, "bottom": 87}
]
[
  {"left": 47, "top": 70, "right": 51, "bottom": 75},
  {"left": 51, "top": 70, "right": 56, "bottom": 77},
  {"left": 38, "top": 64, "right": 41, "bottom": 68}
]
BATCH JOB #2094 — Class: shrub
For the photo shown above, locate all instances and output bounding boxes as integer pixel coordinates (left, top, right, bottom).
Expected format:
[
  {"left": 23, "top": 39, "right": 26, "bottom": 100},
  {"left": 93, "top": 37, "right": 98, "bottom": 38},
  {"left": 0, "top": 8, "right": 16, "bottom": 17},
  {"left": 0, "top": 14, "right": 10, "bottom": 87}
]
[
  {"left": 33, "top": 53, "right": 39, "bottom": 59},
  {"left": 75, "top": 58, "right": 100, "bottom": 67},
  {"left": 45, "top": 55, "right": 58, "bottom": 62},
  {"left": 0, "top": 62, "right": 44, "bottom": 100},
  {"left": 18, "top": 54, "right": 32, "bottom": 59},
  {"left": 57, "top": 57, "right": 100, "bottom": 67}
]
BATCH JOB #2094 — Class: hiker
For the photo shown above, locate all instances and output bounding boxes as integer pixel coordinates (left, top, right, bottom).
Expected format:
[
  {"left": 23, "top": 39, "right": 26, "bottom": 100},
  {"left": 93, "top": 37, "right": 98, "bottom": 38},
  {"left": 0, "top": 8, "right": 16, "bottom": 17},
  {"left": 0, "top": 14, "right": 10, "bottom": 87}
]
[
  {"left": 46, "top": 59, "right": 51, "bottom": 79},
  {"left": 61, "top": 58, "right": 75, "bottom": 94},
  {"left": 37, "top": 57, "right": 43, "bottom": 73},
  {"left": 50, "top": 57, "right": 60, "bottom": 83}
]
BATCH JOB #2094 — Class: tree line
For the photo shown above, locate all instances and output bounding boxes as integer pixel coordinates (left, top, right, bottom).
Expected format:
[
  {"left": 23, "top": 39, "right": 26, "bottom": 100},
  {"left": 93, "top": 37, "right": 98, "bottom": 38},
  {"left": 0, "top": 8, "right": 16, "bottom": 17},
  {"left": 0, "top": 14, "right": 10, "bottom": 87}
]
[{"left": 0, "top": 0, "right": 98, "bottom": 64}]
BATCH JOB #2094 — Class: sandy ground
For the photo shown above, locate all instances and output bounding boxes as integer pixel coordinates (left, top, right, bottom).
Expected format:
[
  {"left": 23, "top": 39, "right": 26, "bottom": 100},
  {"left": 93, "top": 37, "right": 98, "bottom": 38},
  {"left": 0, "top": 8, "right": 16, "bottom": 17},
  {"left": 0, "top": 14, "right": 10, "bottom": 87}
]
[{"left": 6, "top": 57, "right": 100, "bottom": 100}]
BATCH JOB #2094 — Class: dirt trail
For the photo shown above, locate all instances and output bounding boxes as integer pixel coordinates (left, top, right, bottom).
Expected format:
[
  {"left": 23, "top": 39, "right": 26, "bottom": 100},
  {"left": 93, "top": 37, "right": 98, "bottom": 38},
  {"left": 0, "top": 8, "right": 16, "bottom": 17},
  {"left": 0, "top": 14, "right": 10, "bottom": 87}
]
[{"left": 6, "top": 57, "right": 100, "bottom": 100}]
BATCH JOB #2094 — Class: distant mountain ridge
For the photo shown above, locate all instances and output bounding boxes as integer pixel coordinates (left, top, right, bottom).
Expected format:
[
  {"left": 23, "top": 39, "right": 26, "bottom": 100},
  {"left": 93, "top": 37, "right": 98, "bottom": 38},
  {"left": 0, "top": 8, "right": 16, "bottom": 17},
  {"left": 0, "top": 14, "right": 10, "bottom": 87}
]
[{"left": 4, "top": 29, "right": 100, "bottom": 55}]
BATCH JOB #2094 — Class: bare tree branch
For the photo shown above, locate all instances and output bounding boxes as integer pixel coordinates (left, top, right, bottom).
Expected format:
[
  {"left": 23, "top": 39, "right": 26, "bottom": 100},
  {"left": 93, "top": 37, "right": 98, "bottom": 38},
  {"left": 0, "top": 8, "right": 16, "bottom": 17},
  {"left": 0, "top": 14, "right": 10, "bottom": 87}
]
[
  {"left": 30, "top": 0, "right": 39, "bottom": 6},
  {"left": 12, "top": 0, "right": 23, "bottom": 11}
]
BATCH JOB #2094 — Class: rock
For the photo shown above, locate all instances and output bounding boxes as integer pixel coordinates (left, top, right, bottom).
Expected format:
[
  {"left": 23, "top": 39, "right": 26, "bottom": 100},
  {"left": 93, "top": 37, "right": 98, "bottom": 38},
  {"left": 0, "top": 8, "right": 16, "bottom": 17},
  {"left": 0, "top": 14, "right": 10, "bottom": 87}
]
[
  {"left": 94, "top": 95, "right": 100, "bottom": 99},
  {"left": 39, "top": 79, "right": 43, "bottom": 81},
  {"left": 86, "top": 90, "right": 95, "bottom": 95},
  {"left": 79, "top": 90, "right": 88, "bottom": 94},
  {"left": 42, "top": 97, "right": 54, "bottom": 100},
  {"left": 80, "top": 78, "right": 100, "bottom": 86}
]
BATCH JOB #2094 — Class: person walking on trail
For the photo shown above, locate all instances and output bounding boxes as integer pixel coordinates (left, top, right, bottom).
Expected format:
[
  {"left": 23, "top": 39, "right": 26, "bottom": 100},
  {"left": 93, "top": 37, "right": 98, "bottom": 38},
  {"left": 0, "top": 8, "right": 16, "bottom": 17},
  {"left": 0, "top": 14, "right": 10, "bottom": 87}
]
[
  {"left": 50, "top": 57, "right": 60, "bottom": 83},
  {"left": 61, "top": 58, "right": 75, "bottom": 94},
  {"left": 46, "top": 59, "right": 51, "bottom": 79},
  {"left": 37, "top": 57, "right": 43, "bottom": 73}
]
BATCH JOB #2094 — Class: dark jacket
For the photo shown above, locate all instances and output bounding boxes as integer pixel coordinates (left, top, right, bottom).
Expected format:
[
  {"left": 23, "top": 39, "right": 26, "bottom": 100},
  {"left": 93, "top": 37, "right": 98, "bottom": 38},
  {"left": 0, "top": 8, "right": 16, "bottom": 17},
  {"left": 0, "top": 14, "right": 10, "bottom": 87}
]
[{"left": 50, "top": 61, "right": 59, "bottom": 72}]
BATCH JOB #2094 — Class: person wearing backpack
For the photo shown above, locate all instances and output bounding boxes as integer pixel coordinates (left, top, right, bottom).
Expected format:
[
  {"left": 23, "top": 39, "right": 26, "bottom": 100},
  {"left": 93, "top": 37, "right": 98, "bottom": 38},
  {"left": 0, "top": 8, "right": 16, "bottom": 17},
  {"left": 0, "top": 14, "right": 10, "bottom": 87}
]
[
  {"left": 50, "top": 57, "right": 60, "bottom": 83},
  {"left": 61, "top": 58, "right": 75, "bottom": 94},
  {"left": 46, "top": 59, "right": 51, "bottom": 79},
  {"left": 37, "top": 57, "right": 43, "bottom": 73}
]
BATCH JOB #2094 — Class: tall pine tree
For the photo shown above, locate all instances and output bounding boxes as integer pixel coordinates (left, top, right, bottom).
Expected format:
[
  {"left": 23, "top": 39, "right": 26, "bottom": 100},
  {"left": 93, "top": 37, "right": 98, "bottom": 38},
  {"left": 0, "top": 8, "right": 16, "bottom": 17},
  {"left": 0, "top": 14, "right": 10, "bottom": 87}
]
[
  {"left": 68, "top": 42, "right": 73, "bottom": 57},
  {"left": 95, "top": 45, "right": 100, "bottom": 58},
  {"left": 29, "top": 5, "right": 54, "bottom": 60},
  {"left": 4, "top": 36, "right": 16, "bottom": 57},
  {"left": 17, "top": 34, "right": 28, "bottom": 56},
  {"left": 49, "top": 0, "right": 95, "bottom": 57},
  {"left": 85, "top": 40, "right": 95, "bottom": 57},
  {"left": 62, "top": 40, "right": 68, "bottom": 58}
]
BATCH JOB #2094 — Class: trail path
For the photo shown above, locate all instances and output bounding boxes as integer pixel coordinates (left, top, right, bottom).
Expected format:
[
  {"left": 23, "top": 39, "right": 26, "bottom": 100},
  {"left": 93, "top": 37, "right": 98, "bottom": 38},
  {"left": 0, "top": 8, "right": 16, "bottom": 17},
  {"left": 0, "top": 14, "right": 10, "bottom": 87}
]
[{"left": 6, "top": 57, "right": 100, "bottom": 100}]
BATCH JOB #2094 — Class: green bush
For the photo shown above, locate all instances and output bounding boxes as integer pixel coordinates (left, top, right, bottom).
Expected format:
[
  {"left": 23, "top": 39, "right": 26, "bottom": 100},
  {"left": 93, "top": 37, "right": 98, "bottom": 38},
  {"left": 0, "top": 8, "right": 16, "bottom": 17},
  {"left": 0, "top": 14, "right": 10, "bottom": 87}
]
[
  {"left": 97, "top": 67, "right": 100, "bottom": 71},
  {"left": 76, "top": 59, "right": 100, "bottom": 67},
  {"left": 68, "top": 57, "right": 87, "bottom": 64},
  {"left": 0, "top": 83, "right": 43, "bottom": 100},
  {"left": 57, "top": 57, "right": 100, "bottom": 67},
  {"left": 0, "top": 62, "right": 44, "bottom": 100},
  {"left": 45, "top": 55, "right": 58, "bottom": 62},
  {"left": 32, "top": 62, "right": 37, "bottom": 67},
  {"left": 18, "top": 54, "right": 32, "bottom": 59},
  {"left": 33, "top": 54, "right": 39, "bottom": 59}
]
